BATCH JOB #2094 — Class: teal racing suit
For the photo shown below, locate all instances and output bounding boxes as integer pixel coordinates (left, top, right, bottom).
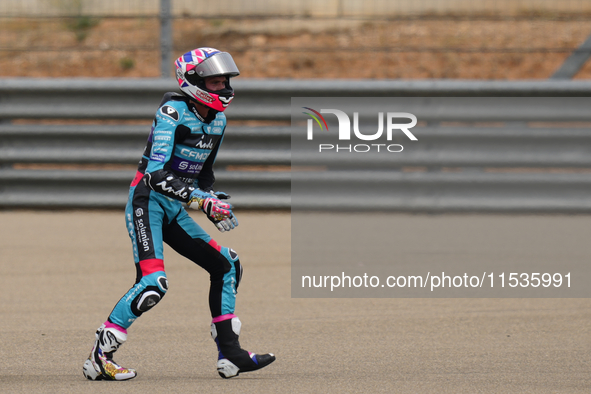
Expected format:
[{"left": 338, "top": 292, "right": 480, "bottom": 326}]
[{"left": 107, "top": 92, "right": 242, "bottom": 329}]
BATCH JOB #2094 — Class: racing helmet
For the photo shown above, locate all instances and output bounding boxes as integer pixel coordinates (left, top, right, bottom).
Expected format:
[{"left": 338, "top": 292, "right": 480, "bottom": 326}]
[{"left": 175, "top": 47, "right": 240, "bottom": 112}]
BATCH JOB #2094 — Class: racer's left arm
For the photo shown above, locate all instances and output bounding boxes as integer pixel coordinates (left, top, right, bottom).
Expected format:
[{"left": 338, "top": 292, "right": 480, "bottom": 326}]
[{"left": 191, "top": 126, "right": 238, "bottom": 232}]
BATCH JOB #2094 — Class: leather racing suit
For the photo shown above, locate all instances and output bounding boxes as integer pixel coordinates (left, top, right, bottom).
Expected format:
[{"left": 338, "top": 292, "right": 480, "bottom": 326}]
[{"left": 107, "top": 92, "right": 242, "bottom": 330}]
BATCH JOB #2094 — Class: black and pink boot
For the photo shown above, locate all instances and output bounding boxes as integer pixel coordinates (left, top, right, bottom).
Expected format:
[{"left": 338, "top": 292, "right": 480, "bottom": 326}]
[{"left": 211, "top": 315, "right": 275, "bottom": 378}]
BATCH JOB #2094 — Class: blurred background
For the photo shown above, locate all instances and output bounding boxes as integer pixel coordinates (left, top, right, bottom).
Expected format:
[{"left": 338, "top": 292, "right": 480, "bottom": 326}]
[
  {"left": 3, "top": 0, "right": 591, "bottom": 79},
  {"left": 2, "top": 5, "right": 591, "bottom": 393},
  {"left": 2, "top": 0, "right": 591, "bottom": 212}
]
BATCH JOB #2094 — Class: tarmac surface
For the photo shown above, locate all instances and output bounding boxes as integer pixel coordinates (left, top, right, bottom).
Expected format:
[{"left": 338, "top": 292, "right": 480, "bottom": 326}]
[{"left": 0, "top": 210, "right": 589, "bottom": 393}]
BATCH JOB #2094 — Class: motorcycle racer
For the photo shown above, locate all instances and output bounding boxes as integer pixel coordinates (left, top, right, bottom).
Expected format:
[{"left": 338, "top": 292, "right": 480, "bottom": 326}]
[{"left": 82, "top": 47, "right": 275, "bottom": 381}]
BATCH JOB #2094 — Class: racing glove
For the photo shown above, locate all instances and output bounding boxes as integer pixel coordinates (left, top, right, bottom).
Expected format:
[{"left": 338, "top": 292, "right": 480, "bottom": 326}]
[{"left": 187, "top": 189, "right": 239, "bottom": 232}]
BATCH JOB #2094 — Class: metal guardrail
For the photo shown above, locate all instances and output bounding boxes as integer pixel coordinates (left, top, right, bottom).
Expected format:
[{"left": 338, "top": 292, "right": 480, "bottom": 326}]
[
  {"left": 292, "top": 171, "right": 591, "bottom": 212},
  {"left": 298, "top": 126, "right": 591, "bottom": 168},
  {"left": 0, "top": 123, "right": 291, "bottom": 209},
  {"left": 0, "top": 124, "right": 290, "bottom": 165},
  {"left": 4, "top": 79, "right": 591, "bottom": 120},
  {"left": 0, "top": 168, "right": 290, "bottom": 209},
  {"left": 292, "top": 123, "right": 591, "bottom": 212},
  {"left": 2, "top": 78, "right": 591, "bottom": 211}
]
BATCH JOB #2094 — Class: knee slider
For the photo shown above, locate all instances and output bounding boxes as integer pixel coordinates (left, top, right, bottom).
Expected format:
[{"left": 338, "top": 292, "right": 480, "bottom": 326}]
[
  {"left": 136, "top": 289, "right": 161, "bottom": 312},
  {"left": 220, "top": 247, "right": 240, "bottom": 272},
  {"left": 220, "top": 247, "right": 239, "bottom": 265},
  {"left": 132, "top": 286, "right": 164, "bottom": 315},
  {"left": 221, "top": 247, "right": 242, "bottom": 289},
  {"left": 131, "top": 274, "right": 168, "bottom": 316}
]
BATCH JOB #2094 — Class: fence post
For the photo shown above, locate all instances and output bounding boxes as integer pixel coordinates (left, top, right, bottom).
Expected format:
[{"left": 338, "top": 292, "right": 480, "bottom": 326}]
[
  {"left": 160, "top": 0, "right": 173, "bottom": 78},
  {"left": 550, "top": 32, "right": 591, "bottom": 79}
]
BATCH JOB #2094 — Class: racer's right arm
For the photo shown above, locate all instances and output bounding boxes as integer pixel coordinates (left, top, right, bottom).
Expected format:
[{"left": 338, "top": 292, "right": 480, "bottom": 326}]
[
  {"left": 144, "top": 170, "right": 194, "bottom": 202},
  {"left": 143, "top": 101, "right": 195, "bottom": 203}
]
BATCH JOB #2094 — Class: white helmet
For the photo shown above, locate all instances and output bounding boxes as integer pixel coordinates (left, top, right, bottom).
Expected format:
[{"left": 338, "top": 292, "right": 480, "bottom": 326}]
[{"left": 175, "top": 47, "right": 240, "bottom": 112}]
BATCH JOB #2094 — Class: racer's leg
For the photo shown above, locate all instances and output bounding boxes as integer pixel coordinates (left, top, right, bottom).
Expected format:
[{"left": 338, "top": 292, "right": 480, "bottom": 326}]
[
  {"left": 162, "top": 207, "right": 240, "bottom": 317},
  {"left": 162, "top": 208, "right": 275, "bottom": 378},
  {"left": 83, "top": 184, "right": 172, "bottom": 381},
  {"left": 109, "top": 184, "right": 170, "bottom": 330}
]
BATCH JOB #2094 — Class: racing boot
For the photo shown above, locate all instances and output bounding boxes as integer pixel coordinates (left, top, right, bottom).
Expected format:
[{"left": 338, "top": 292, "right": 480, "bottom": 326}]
[
  {"left": 211, "top": 316, "right": 275, "bottom": 379},
  {"left": 82, "top": 323, "right": 137, "bottom": 381}
]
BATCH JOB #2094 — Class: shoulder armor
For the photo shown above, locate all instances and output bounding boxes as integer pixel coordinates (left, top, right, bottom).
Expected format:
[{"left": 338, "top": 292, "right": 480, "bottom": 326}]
[{"left": 157, "top": 100, "right": 187, "bottom": 124}]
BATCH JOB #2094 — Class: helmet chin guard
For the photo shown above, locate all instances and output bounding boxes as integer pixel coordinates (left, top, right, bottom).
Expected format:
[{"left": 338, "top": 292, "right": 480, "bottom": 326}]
[{"left": 175, "top": 48, "right": 240, "bottom": 112}]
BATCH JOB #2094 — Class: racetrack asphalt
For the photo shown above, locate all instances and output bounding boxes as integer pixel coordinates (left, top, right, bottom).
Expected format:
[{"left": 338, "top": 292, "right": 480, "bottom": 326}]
[{"left": 0, "top": 211, "right": 589, "bottom": 393}]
